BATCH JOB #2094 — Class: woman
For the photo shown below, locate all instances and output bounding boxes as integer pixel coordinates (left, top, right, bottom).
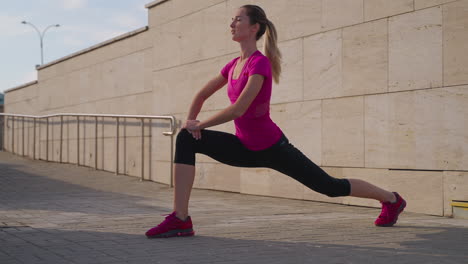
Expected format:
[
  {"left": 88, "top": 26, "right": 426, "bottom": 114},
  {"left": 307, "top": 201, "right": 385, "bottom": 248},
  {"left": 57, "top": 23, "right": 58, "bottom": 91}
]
[{"left": 145, "top": 5, "right": 406, "bottom": 238}]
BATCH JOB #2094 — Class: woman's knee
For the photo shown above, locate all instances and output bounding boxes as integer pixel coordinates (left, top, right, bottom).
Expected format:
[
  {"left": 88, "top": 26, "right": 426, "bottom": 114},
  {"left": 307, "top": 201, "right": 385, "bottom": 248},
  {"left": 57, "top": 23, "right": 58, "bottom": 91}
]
[
  {"left": 174, "top": 129, "right": 196, "bottom": 165},
  {"left": 320, "top": 178, "right": 351, "bottom": 197},
  {"left": 176, "top": 129, "right": 193, "bottom": 146}
]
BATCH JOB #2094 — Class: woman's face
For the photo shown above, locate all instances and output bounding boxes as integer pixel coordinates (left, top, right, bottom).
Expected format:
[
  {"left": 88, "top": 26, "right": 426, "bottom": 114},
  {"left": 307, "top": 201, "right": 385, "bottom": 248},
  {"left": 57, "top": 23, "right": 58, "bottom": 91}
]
[{"left": 230, "top": 8, "right": 258, "bottom": 42}]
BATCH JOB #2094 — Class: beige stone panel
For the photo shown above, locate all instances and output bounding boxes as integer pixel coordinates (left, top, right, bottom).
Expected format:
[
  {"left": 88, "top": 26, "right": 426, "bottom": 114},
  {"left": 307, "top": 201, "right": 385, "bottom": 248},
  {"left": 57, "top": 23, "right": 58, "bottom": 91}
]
[
  {"left": 389, "top": 7, "right": 443, "bottom": 92},
  {"left": 199, "top": 4, "right": 230, "bottom": 62},
  {"left": 443, "top": 0, "right": 468, "bottom": 86},
  {"left": 229, "top": 0, "right": 322, "bottom": 41},
  {"left": 322, "top": 96, "right": 365, "bottom": 167},
  {"left": 38, "top": 76, "right": 69, "bottom": 111},
  {"left": 342, "top": 19, "right": 388, "bottom": 96},
  {"left": 241, "top": 168, "right": 304, "bottom": 200},
  {"left": 365, "top": 92, "right": 420, "bottom": 169},
  {"left": 4, "top": 84, "right": 37, "bottom": 104},
  {"left": 364, "top": 0, "right": 413, "bottom": 21},
  {"left": 151, "top": 120, "right": 175, "bottom": 162},
  {"left": 322, "top": 0, "right": 364, "bottom": 31},
  {"left": 113, "top": 118, "right": 146, "bottom": 139},
  {"left": 143, "top": 48, "right": 154, "bottom": 93},
  {"left": 303, "top": 167, "right": 344, "bottom": 204},
  {"left": 62, "top": 120, "right": 77, "bottom": 164},
  {"left": 94, "top": 92, "right": 153, "bottom": 117},
  {"left": 96, "top": 136, "right": 120, "bottom": 173},
  {"left": 4, "top": 100, "right": 38, "bottom": 116},
  {"left": 65, "top": 139, "right": 78, "bottom": 164},
  {"left": 365, "top": 86, "right": 468, "bottom": 170},
  {"left": 439, "top": 86, "right": 468, "bottom": 171},
  {"left": 180, "top": 10, "right": 207, "bottom": 65},
  {"left": 116, "top": 136, "right": 151, "bottom": 178},
  {"left": 271, "top": 39, "right": 303, "bottom": 104},
  {"left": 303, "top": 29, "right": 342, "bottom": 100},
  {"left": 194, "top": 162, "right": 240, "bottom": 193},
  {"left": 153, "top": 56, "right": 231, "bottom": 115},
  {"left": 148, "top": 0, "right": 173, "bottom": 27},
  {"left": 444, "top": 171, "right": 468, "bottom": 216},
  {"left": 94, "top": 116, "right": 116, "bottom": 139},
  {"left": 240, "top": 168, "right": 271, "bottom": 197},
  {"left": 38, "top": 66, "right": 56, "bottom": 82},
  {"left": 415, "top": 0, "right": 458, "bottom": 9},
  {"left": 153, "top": 3, "right": 228, "bottom": 69},
  {"left": 150, "top": 160, "right": 171, "bottom": 185},
  {"left": 149, "top": 0, "right": 225, "bottom": 27},
  {"left": 166, "top": 3, "right": 228, "bottom": 65},
  {"left": 104, "top": 53, "right": 147, "bottom": 99},
  {"left": 152, "top": 19, "right": 182, "bottom": 70},
  {"left": 270, "top": 170, "right": 304, "bottom": 200},
  {"left": 270, "top": 100, "right": 322, "bottom": 163},
  {"left": 341, "top": 168, "right": 444, "bottom": 215},
  {"left": 62, "top": 71, "right": 81, "bottom": 107},
  {"left": 366, "top": 87, "right": 468, "bottom": 170}
]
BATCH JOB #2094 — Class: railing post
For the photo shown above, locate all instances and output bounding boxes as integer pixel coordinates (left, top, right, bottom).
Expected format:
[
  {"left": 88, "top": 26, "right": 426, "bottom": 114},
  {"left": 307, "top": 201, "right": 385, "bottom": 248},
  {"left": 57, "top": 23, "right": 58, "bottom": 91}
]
[
  {"left": 12, "top": 116, "right": 15, "bottom": 154},
  {"left": 0, "top": 116, "right": 4, "bottom": 151},
  {"left": 22, "top": 117, "right": 25, "bottom": 156},
  {"left": 77, "top": 116, "right": 80, "bottom": 166},
  {"left": 140, "top": 118, "right": 145, "bottom": 181},
  {"left": 149, "top": 119, "right": 152, "bottom": 181},
  {"left": 33, "top": 118, "right": 36, "bottom": 160},
  {"left": 124, "top": 118, "right": 126, "bottom": 175},
  {"left": 95, "top": 116, "right": 98, "bottom": 170},
  {"left": 170, "top": 132, "right": 174, "bottom": 188},
  {"left": 60, "top": 116, "right": 63, "bottom": 163},
  {"left": 46, "top": 117, "right": 49, "bottom": 161},
  {"left": 116, "top": 117, "right": 119, "bottom": 175}
]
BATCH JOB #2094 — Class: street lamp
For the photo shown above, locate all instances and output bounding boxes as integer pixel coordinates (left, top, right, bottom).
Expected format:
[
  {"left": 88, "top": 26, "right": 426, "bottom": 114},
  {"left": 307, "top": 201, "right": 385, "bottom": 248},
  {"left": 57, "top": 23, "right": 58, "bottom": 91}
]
[{"left": 21, "top": 21, "right": 60, "bottom": 65}]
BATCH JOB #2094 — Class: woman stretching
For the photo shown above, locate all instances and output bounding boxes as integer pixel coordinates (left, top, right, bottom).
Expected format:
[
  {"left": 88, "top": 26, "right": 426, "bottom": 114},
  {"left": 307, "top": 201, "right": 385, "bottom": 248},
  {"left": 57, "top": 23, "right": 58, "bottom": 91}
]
[{"left": 145, "top": 5, "right": 406, "bottom": 238}]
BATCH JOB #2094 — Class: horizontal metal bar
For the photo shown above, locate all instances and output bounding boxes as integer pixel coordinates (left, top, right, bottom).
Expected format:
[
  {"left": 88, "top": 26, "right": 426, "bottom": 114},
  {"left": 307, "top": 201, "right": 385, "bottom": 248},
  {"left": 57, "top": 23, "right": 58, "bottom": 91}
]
[
  {"left": 0, "top": 113, "right": 176, "bottom": 136},
  {"left": 0, "top": 113, "right": 174, "bottom": 120}
]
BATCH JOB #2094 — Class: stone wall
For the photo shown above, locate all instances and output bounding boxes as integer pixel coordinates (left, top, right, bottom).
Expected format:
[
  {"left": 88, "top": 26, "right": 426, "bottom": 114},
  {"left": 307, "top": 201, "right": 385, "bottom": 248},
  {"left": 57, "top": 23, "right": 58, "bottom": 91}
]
[{"left": 4, "top": 0, "right": 468, "bottom": 216}]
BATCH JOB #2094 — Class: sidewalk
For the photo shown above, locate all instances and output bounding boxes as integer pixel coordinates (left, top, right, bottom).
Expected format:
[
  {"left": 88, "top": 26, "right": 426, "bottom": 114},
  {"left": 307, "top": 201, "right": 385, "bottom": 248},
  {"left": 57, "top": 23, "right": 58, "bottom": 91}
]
[{"left": 1, "top": 151, "right": 467, "bottom": 264}]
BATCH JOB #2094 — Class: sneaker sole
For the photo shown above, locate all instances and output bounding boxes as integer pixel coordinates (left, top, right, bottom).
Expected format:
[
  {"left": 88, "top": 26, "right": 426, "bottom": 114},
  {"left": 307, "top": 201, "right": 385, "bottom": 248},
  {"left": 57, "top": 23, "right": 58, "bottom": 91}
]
[
  {"left": 146, "top": 228, "right": 195, "bottom": 239},
  {"left": 375, "top": 199, "right": 407, "bottom": 227}
]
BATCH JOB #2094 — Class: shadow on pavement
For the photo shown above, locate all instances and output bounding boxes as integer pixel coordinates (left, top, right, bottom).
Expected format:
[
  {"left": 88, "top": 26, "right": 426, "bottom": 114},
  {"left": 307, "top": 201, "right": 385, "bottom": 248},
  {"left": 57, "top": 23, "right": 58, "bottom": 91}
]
[
  {"left": 0, "top": 161, "right": 168, "bottom": 216},
  {"left": 1, "top": 225, "right": 467, "bottom": 264}
]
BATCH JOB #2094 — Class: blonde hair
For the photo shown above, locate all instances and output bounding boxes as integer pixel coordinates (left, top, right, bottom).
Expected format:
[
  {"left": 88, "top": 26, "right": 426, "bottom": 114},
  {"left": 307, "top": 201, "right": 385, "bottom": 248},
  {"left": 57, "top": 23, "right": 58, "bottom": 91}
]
[{"left": 241, "top": 5, "right": 282, "bottom": 84}]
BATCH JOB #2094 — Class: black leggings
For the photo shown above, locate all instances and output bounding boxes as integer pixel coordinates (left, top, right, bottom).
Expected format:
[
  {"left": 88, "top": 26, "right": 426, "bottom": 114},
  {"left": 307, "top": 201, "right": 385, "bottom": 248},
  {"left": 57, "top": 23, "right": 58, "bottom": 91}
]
[{"left": 174, "top": 129, "right": 351, "bottom": 197}]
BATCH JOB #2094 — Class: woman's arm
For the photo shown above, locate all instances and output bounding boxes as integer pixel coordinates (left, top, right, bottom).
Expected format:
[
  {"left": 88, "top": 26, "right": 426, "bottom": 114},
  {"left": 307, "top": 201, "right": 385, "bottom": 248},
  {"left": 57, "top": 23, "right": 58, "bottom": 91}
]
[
  {"left": 196, "top": 74, "right": 265, "bottom": 130},
  {"left": 187, "top": 74, "right": 227, "bottom": 120}
]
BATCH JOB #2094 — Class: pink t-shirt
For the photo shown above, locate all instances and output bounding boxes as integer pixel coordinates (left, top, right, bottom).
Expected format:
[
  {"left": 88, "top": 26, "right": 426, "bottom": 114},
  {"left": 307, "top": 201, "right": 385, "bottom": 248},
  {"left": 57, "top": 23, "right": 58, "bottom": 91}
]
[{"left": 221, "top": 50, "right": 283, "bottom": 151}]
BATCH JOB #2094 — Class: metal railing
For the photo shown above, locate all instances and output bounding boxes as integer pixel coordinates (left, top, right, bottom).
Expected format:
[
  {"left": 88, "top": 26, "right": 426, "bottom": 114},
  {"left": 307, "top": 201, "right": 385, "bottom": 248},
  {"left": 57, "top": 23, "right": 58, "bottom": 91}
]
[{"left": 0, "top": 113, "right": 176, "bottom": 186}]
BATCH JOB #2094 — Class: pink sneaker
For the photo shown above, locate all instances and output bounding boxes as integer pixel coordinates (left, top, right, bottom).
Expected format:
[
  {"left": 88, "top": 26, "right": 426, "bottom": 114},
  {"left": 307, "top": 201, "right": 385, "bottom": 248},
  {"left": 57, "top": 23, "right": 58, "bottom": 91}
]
[
  {"left": 145, "top": 212, "right": 195, "bottom": 238},
  {"left": 375, "top": 192, "right": 407, "bottom": 227}
]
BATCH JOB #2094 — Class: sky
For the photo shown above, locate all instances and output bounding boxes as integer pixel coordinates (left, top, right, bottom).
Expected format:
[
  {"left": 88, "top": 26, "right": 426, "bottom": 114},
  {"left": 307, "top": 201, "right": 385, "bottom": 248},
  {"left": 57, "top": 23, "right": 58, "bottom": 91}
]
[{"left": 0, "top": 0, "right": 151, "bottom": 94}]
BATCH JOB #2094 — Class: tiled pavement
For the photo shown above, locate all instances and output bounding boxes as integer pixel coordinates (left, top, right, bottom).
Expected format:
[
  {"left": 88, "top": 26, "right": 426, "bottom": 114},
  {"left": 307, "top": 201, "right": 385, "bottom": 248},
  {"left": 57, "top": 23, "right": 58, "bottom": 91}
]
[{"left": 1, "top": 151, "right": 467, "bottom": 264}]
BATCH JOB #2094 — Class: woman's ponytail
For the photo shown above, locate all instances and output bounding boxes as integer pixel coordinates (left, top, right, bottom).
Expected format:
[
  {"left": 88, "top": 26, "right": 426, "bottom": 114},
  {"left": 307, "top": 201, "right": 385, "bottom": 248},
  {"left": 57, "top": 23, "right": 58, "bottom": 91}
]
[
  {"left": 264, "top": 20, "right": 282, "bottom": 84},
  {"left": 242, "top": 5, "right": 282, "bottom": 84}
]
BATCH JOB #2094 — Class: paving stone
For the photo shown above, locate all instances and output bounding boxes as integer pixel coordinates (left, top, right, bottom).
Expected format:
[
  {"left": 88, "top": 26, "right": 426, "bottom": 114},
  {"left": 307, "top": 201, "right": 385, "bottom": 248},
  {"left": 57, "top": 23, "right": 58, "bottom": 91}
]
[{"left": 1, "top": 151, "right": 467, "bottom": 264}]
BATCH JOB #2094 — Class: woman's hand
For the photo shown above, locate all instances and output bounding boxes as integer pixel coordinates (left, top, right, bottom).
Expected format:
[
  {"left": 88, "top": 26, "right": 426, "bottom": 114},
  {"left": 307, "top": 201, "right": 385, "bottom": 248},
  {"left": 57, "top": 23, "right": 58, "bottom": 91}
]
[{"left": 182, "top": 120, "right": 202, "bottom": 140}]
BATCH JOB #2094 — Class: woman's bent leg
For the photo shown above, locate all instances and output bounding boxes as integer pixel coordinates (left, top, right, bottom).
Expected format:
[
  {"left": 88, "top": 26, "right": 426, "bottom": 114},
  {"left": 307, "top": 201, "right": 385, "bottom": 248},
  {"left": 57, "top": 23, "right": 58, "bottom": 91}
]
[
  {"left": 173, "top": 163, "right": 195, "bottom": 220},
  {"left": 172, "top": 129, "right": 261, "bottom": 219}
]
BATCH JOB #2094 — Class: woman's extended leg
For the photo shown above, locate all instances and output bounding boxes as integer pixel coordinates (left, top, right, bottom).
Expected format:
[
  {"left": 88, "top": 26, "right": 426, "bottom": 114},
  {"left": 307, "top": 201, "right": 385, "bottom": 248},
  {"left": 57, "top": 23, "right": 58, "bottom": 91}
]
[
  {"left": 348, "top": 179, "right": 396, "bottom": 202},
  {"left": 267, "top": 135, "right": 406, "bottom": 226}
]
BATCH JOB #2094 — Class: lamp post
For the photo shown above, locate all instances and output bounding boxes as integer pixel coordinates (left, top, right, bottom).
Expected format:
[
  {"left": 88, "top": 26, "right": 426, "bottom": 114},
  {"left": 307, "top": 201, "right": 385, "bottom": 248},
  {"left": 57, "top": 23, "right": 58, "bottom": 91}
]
[{"left": 21, "top": 21, "right": 60, "bottom": 65}]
